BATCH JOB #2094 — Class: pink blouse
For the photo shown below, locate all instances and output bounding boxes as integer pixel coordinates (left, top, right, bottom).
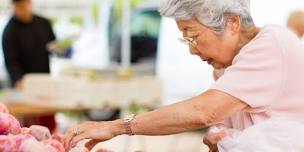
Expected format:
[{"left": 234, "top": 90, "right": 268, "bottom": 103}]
[{"left": 211, "top": 24, "right": 304, "bottom": 130}]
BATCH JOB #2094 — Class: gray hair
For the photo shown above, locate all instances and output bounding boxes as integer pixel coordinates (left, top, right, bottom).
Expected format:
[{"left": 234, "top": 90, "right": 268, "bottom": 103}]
[{"left": 159, "top": 0, "right": 254, "bottom": 33}]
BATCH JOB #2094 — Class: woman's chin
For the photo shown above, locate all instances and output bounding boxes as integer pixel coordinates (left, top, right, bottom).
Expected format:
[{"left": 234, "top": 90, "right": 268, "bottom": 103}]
[{"left": 211, "top": 63, "right": 222, "bottom": 69}]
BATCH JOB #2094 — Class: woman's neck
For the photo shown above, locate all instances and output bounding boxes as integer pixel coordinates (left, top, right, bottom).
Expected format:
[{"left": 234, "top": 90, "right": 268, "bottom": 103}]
[{"left": 236, "top": 26, "right": 260, "bottom": 51}]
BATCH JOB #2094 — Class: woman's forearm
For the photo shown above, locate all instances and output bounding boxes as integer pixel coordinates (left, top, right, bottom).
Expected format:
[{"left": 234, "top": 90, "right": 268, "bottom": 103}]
[
  {"left": 113, "top": 90, "right": 248, "bottom": 136},
  {"left": 112, "top": 99, "right": 204, "bottom": 136},
  {"left": 132, "top": 100, "right": 206, "bottom": 135}
]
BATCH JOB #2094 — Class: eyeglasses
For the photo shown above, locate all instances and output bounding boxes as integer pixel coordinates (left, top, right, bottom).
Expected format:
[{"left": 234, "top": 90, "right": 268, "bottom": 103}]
[{"left": 178, "top": 37, "right": 197, "bottom": 46}]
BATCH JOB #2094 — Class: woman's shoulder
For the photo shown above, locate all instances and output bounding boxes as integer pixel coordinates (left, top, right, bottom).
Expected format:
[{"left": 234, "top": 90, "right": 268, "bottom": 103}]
[
  {"left": 257, "top": 24, "right": 299, "bottom": 44},
  {"left": 253, "top": 24, "right": 288, "bottom": 43},
  {"left": 240, "top": 24, "right": 294, "bottom": 54},
  {"left": 254, "top": 24, "right": 302, "bottom": 54},
  {"left": 232, "top": 24, "right": 287, "bottom": 64}
]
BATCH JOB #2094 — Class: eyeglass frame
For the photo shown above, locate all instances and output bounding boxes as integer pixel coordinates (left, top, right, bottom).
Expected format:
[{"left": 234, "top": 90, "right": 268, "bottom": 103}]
[{"left": 178, "top": 37, "right": 197, "bottom": 46}]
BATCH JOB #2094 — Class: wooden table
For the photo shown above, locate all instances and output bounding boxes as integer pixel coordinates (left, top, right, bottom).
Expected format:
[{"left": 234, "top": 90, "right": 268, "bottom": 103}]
[
  {"left": 3, "top": 100, "right": 89, "bottom": 116},
  {"left": 5, "top": 102, "right": 58, "bottom": 116},
  {"left": 1, "top": 99, "right": 89, "bottom": 132}
]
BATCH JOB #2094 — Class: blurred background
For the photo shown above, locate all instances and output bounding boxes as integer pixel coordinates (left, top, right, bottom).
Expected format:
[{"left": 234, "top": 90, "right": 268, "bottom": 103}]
[{"left": 0, "top": 0, "right": 303, "bottom": 151}]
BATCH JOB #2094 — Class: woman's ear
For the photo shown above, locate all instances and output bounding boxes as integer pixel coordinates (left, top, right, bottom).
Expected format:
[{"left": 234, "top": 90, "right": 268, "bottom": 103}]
[{"left": 227, "top": 16, "right": 241, "bottom": 34}]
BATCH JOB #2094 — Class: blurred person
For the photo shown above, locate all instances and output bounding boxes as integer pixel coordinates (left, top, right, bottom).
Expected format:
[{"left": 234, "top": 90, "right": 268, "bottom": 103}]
[
  {"left": 287, "top": 10, "right": 304, "bottom": 40},
  {"left": 64, "top": 0, "right": 304, "bottom": 151},
  {"left": 2, "top": 0, "right": 56, "bottom": 132},
  {"left": 2, "top": 0, "right": 55, "bottom": 89}
]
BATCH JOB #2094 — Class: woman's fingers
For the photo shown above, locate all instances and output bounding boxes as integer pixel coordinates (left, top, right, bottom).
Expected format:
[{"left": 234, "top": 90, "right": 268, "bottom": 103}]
[
  {"left": 204, "top": 128, "right": 227, "bottom": 144},
  {"left": 85, "top": 139, "right": 101, "bottom": 150},
  {"left": 70, "top": 131, "right": 91, "bottom": 148},
  {"left": 203, "top": 129, "right": 229, "bottom": 152},
  {"left": 64, "top": 127, "right": 74, "bottom": 149},
  {"left": 206, "top": 134, "right": 219, "bottom": 144},
  {"left": 96, "top": 148, "right": 114, "bottom": 152},
  {"left": 63, "top": 121, "right": 117, "bottom": 151},
  {"left": 85, "top": 139, "right": 115, "bottom": 151},
  {"left": 203, "top": 135, "right": 212, "bottom": 145},
  {"left": 64, "top": 124, "right": 86, "bottom": 150}
]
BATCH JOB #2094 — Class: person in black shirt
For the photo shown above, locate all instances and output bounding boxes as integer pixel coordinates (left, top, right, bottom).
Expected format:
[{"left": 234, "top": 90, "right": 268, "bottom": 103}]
[
  {"left": 2, "top": 0, "right": 55, "bottom": 88},
  {"left": 2, "top": 0, "right": 57, "bottom": 133}
]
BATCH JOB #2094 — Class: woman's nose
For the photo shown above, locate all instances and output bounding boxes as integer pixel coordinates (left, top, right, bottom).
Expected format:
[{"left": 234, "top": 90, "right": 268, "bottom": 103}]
[{"left": 189, "top": 46, "right": 199, "bottom": 55}]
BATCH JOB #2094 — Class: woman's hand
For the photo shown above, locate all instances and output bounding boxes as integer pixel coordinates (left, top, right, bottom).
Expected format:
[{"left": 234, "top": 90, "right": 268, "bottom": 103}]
[
  {"left": 203, "top": 126, "right": 229, "bottom": 152},
  {"left": 63, "top": 120, "right": 124, "bottom": 151}
]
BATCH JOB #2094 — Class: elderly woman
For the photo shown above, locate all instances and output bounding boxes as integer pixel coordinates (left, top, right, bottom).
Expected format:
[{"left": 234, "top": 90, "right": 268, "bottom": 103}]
[{"left": 64, "top": 0, "right": 304, "bottom": 151}]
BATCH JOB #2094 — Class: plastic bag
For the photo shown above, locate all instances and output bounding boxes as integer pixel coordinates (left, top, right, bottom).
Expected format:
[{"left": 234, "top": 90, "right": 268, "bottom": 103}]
[{"left": 218, "top": 117, "right": 304, "bottom": 152}]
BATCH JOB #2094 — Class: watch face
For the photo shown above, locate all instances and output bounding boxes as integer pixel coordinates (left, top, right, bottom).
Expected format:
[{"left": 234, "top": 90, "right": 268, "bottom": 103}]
[
  {"left": 124, "top": 114, "right": 136, "bottom": 121},
  {"left": 123, "top": 114, "right": 136, "bottom": 136}
]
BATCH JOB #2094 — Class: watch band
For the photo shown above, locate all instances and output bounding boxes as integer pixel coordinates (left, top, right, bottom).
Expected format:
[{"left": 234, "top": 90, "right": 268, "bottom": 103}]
[{"left": 123, "top": 114, "right": 136, "bottom": 136}]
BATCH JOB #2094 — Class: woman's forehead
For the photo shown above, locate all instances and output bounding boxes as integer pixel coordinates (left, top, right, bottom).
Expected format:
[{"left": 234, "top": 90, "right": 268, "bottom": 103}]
[{"left": 176, "top": 19, "right": 205, "bottom": 31}]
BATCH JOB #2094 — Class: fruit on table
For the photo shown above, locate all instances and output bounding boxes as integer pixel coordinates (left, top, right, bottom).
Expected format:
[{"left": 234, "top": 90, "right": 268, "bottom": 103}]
[
  {"left": 44, "top": 144, "right": 58, "bottom": 152},
  {"left": 43, "top": 139, "right": 65, "bottom": 152},
  {"left": 0, "top": 134, "right": 42, "bottom": 152},
  {"left": 0, "top": 103, "right": 110, "bottom": 152},
  {"left": 29, "top": 125, "right": 51, "bottom": 141},
  {"left": 13, "top": 134, "right": 36, "bottom": 148},
  {"left": 0, "top": 133, "right": 89, "bottom": 152},
  {"left": 0, "top": 135, "right": 17, "bottom": 152},
  {"left": 0, "top": 112, "right": 21, "bottom": 135},
  {"left": 17, "top": 136, "right": 46, "bottom": 152},
  {"left": 51, "top": 133, "right": 64, "bottom": 143}
]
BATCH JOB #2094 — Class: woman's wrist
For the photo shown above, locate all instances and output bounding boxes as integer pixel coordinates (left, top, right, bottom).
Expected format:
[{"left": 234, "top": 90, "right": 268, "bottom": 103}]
[{"left": 111, "top": 119, "right": 127, "bottom": 136}]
